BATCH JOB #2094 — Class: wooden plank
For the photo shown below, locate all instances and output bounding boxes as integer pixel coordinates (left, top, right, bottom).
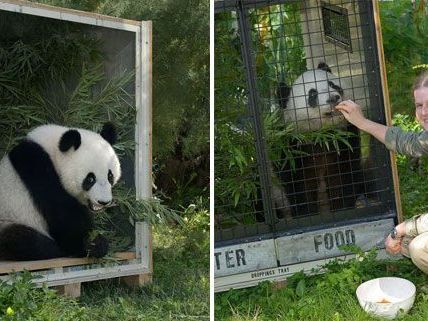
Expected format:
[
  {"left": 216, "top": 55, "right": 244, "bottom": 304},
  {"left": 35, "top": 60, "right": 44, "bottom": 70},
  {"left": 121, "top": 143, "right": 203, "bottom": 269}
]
[
  {"left": 134, "top": 21, "right": 153, "bottom": 278},
  {"left": 53, "top": 283, "right": 81, "bottom": 298},
  {"left": 0, "top": 0, "right": 141, "bottom": 30},
  {"left": 121, "top": 273, "right": 152, "bottom": 287},
  {"left": 214, "top": 239, "right": 277, "bottom": 277},
  {"left": 0, "top": 252, "right": 135, "bottom": 274},
  {"left": 135, "top": 20, "right": 153, "bottom": 200},
  {"left": 29, "top": 265, "right": 151, "bottom": 287},
  {"left": 372, "top": 0, "right": 403, "bottom": 222}
]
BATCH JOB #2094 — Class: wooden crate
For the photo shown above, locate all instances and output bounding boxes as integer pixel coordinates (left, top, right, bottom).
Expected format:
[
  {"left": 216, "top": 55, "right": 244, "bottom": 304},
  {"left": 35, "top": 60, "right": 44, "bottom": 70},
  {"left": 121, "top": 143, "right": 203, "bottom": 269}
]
[{"left": 0, "top": 0, "right": 153, "bottom": 297}]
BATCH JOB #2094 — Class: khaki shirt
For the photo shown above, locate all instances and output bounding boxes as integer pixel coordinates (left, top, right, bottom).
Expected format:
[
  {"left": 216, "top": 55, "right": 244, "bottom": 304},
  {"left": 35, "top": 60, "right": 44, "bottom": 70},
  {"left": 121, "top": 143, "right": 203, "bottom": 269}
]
[{"left": 385, "top": 126, "right": 428, "bottom": 236}]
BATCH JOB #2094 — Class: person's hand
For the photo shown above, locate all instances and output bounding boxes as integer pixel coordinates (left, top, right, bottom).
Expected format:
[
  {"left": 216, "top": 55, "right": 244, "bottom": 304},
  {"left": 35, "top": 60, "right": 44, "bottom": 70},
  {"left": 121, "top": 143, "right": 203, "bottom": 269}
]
[
  {"left": 335, "top": 100, "right": 367, "bottom": 128},
  {"left": 385, "top": 234, "right": 402, "bottom": 255}
]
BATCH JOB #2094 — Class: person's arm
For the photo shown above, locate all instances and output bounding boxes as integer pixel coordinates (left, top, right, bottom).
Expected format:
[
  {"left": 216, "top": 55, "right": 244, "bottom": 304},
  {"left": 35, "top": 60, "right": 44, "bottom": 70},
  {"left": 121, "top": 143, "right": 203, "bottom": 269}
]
[
  {"left": 385, "top": 214, "right": 428, "bottom": 255},
  {"left": 403, "top": 214, "right": 428, "bottom": 237},
  {"left": 335, "top": 100, "right": 388, "bottom": 144},
  {"left": 384, "top": 222, "right": 405, "bottom": 255},
  {"left": 385, "top": 127, "right": 428, "bottom": 157},
  {"left": 336, "top": 100, "right": 428, "bottom": 157}
]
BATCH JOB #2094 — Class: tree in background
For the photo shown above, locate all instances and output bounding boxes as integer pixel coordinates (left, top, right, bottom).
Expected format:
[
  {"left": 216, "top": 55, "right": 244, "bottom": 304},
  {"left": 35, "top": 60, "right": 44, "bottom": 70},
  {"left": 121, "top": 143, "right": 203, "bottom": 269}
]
[{"left": 380, "top": 0, "right": 428, "bottom": 114}]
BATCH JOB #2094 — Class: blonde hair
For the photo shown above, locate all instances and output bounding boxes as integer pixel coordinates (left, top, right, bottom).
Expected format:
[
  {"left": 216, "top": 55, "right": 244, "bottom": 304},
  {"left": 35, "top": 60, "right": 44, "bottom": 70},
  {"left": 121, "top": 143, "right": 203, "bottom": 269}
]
[{"left": 413, "top": 71, "right": 428, "bottom": 91}]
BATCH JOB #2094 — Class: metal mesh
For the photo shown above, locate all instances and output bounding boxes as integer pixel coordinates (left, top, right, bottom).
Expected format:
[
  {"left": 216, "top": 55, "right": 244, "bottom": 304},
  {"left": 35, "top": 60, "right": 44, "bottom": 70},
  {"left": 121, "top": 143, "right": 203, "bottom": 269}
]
[{"left": 215, "top": 0, "right": 397, "bottom": 244}]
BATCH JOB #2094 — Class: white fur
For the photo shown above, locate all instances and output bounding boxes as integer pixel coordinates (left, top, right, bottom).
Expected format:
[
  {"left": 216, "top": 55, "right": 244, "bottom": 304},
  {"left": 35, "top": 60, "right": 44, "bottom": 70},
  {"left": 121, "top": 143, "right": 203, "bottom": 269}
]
[
  {"left": 28, "top": 124, "right": 121, "bottom": 208},
  {"left": 0, "top": 124, "right": 121, "bottom": 234},
  {"left": 0, "top": 157, "right": 50, "bottom": 236},
  {"left": 284, "top": 69, "right": 351, "bottom": 132}
]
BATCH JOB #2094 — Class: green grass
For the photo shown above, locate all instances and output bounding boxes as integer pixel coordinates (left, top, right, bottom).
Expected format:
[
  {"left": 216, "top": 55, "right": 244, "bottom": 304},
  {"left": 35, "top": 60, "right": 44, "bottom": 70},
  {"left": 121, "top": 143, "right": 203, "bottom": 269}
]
[
  {"left": 0, "top": 207, "right": 209, "bottom": 321},
  {"left": 215, "top": 250, "right": 428, "bottom": 321}
]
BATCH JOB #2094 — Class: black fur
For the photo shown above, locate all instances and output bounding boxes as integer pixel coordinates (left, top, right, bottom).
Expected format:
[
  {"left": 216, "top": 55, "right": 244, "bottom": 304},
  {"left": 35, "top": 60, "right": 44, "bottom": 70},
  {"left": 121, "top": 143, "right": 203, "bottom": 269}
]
[
  {"left": 317, "top": 62, "right": 332, "bottom": 73},
  {"left": 328, "top": 80, "right": 344, "bottom": 97},
  {"left": 87, "top": 234, "right": 109, "bottom": 258},
  {"left": 273, "top": 65, "right": 364, "bottom": 217},
  {"left": 280, "top": 124, "right": 363, "bottom": 216},
  {"left": 277, "top": 82, "right": 291, "bottom": 109},
  {"left": 82, "top": 172, "right": 96, "bottom": 191},
  {"left": 0, "top": 224, "right": 64, "bottom": 260},
  {"left": 308, "top": 88, "right": 318, "bottom": 107},
  {"left": 4, "top": 140, "right": 106, "bottom": 260},
  {"left": 59, "top": 129, "right": 81, "bottom": 152},
  {"left": 100, "top": 122, "right": 117, "bottom": 145}
]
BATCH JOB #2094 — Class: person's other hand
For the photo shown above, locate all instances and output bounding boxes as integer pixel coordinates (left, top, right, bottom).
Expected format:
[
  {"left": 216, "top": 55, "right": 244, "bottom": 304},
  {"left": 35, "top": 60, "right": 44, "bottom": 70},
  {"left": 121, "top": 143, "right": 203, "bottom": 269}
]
[{"left": 385, "top": 234, "right": 402, "bottom": 255}]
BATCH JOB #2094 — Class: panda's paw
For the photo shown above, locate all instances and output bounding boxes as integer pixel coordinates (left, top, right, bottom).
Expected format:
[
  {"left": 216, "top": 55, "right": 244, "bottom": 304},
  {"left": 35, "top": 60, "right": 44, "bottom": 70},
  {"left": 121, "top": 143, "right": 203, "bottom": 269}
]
[{"left": 87, "top": 235, "right": 109, "bottom": 258}]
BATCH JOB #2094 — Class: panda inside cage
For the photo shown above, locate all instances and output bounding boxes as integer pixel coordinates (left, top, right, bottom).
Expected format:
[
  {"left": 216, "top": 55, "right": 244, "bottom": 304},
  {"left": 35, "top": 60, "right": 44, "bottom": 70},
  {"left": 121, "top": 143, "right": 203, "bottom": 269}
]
[{"left": 215, "top": 0, "right": 399, "bottom": 243}]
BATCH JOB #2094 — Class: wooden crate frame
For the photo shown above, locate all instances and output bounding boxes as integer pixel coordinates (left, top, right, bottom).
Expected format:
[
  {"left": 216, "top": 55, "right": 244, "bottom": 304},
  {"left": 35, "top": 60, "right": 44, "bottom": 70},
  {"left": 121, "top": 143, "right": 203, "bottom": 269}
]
[{"left": 0, "top": 0, "right": 153, "bottom": 295}]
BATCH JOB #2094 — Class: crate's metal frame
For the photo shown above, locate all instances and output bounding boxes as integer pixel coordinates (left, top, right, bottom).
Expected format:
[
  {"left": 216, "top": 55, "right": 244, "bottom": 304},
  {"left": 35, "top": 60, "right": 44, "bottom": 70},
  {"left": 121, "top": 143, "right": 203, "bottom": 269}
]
[
  {"left": 0, "top": 0, "right": 153, "bottom": 290},
  {"left": 214, "top": 0, "right": 401, "bottom": 292}
]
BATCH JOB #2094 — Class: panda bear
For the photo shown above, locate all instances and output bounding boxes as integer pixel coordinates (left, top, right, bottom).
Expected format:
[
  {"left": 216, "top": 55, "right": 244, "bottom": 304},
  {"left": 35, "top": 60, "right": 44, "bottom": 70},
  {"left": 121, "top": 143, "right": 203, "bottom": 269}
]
[
  {"left": 276, "top": 62, "right": 363, "bottom": 217},
  {"left": 0, "top": 123, "right": 121, "bottom": 261}
]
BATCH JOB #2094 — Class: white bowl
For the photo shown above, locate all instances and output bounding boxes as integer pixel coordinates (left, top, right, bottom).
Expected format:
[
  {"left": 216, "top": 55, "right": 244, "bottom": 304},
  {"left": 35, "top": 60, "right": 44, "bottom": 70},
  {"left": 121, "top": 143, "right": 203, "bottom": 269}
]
[{"left": 356, "top": 277, "right": 416, "bottom": 319}]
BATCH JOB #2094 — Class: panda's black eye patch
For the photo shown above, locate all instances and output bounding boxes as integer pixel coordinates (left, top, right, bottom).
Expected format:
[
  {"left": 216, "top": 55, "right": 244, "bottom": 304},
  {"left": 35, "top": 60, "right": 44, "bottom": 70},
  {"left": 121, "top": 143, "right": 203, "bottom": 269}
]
[
  {"left": 328, "top": 81, "right": 344, "bottom": 97},
  {"left": 83, "top": 173, "right": 96, "bottom": 191},
  {"left": 308, "top": 88, "right": 318, "bottom": 107},
  {"left": 108, "top": 170, "right": 114, "bottom": 185}
]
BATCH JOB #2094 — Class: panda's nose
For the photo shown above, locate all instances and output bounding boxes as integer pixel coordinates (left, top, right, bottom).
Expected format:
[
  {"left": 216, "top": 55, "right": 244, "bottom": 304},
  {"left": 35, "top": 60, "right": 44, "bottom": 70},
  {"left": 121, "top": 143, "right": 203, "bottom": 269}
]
[
  {"left": 97, "top": 200, "right": 111, "bottom": 206},
  {"left": 328, "top": 95, "right": 341, "bottom": 104}
]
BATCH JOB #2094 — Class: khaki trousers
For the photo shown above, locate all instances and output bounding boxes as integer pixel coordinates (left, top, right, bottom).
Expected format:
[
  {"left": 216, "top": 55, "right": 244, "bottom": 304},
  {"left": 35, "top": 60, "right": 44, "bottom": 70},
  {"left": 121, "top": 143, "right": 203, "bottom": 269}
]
[{"left": 401, "top": 233, "right": 428, "bottom": 274}]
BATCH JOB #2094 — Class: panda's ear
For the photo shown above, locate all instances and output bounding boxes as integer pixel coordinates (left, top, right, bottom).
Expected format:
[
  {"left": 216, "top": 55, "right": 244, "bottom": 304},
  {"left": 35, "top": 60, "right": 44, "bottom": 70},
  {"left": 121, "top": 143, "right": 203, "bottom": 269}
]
[
  {"left": 277, "top": 82, "right": 291, "bottom": 109},
  {"left": 59, "top": 130, "right": 81, "bottom": 152},
  {"left": 100, "top": 122, "right": 117, "bottom": 145},
  {"left": 317, "top": 62, "right": 332, "bottom": 73}
]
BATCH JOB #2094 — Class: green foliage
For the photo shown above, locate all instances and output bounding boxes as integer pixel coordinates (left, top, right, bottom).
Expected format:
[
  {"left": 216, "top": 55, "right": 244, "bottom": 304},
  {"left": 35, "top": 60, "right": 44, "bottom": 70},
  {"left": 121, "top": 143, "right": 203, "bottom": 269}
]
[
  {"left": 80, "top": 207, "right": 209, "bottom": 320},
  {"left": 0, "top": 272, "right": 90, "bottom": 321},
  {"left": 390, "top": 113, "right": 428, "bottom": 218},
  {"left": 249, "top": 3, "right": 306, "bottom": 97},
  {"left": 97, "top": 0, "right": 209, "bottom": 161},
  {"left": 380, "top": 1, "right": 428, "bottom": 115},
  {"left": 0, "top": 17, "right": 104, "bottom": 156},
  {"left": 215, "top": 108, "right": 357, "bottom": 227}
]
